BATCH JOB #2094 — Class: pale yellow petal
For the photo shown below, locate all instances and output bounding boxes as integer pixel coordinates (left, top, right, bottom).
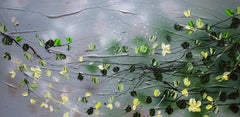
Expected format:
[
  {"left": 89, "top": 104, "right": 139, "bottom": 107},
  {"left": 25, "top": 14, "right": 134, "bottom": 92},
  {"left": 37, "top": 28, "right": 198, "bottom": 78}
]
[
  {"left": 153, "top": 89, "right": 161, "bottom": 97},
  {"left": 30, "top": 99, "right": 36, "bottom": 104},
  {"left": 9, "top": 70, "right": 16, "bottom": 79},
  {"left": 63, "top": 112, "right": 69, "bottom": 117},
  {"left": 22, "top": 92, "right": 29, "bottom": 97}
]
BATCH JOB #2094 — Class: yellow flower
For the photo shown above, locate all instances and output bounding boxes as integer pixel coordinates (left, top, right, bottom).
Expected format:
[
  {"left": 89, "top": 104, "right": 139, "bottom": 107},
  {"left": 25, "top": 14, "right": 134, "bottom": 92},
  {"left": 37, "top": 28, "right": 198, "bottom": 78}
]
[
  {"left": 222, "top": 72, "right": 230, "bottom": 80},
  {"left": 196, "top": 19, "right": 204, "bottom": 28},
  {"left": 98, "top": 64, "right": 104, "bottom": 70},
  {"left": 44, "top": 91, "right": 51, "bottom": 98},
  {"left": 184, "top": 9, "right": 191, "bottom": 17},
  {"left": 30, "top": 66, "right": 41, "bottom": 78},
  {"left": 22, "top": 92, "right": 29, "bottom": 97},
  {"left": 61, "top": 94, "right": 69, "bottom": 103},
  {"left": 40, "top": 102, "right": 48, "bottom": 108},
  {"left": 153, "top": 89, "right": 161, "bottom": 97},
  {"left": 30, "top": 99, "right": 36, "bottom": 104},
  {"left": 95, "top": 102, "right": 102, "bottom": 109},
  {"left": 188, "top": 98, "right": 201, "bottom": 112},
  {"left": 45, "top": 69, "right": 52, "bottom": 77},
  {"left": 49, "top": 105, "right": 54, "bottom": 112},
  {"left": 202, "top": 93, "right": 207, "bottom": 99},
  {"left": 161, "top": 43, "right": 171, "bottom": 56},
  {"left": 63, "top": 112, "right": 69, "bottom": 117},
  {"left": 79, "top": 56, "right": 83, "bottom": 62},
  {"left": 200, "top": 51, "right": 208, "bottom": 59},
  {"left": 106, "top": 103, "right": 113, "bottom": 110},
  {"left": 132, "top": 98, "right": 140, "bottom": 110},
  {"left": 181, "top": 88, "right": 189, "bottom": 97},
  {"left": 155, "top": 110, "right": 162, "bottom": 117},
  {"left": 207, "top": 96, "right": 213, "bottom": 102},
  {"left": 85, "top": 92, "right": 92, "bottom": 98},
  {"left": 183, "top": 77, "right": 191, "bottom": 87},
  {"left": 9, "top": 70, "right": 16, "bottom": 78},
  {"left": 205, "top": 104, "right": 213, "bottom": 110},
  {"left": 203, "top": 115, "right": 209, "bottom": 117},
  {"left": 133, "top": 98, "right": 140, "bottom": 106},
  {"left": 60, "top": 66, "right": 69, "bottom": 78},
  {"left": 216, "top": 72, "right": 230, "bottom": 82}
]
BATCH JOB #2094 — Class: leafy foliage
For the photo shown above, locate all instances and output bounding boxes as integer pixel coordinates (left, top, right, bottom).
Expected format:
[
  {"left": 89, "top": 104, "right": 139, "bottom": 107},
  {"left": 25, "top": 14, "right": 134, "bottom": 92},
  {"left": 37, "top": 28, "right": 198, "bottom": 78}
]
[{"left": 0, "top": 5, "right": 240, "bottom": 117}]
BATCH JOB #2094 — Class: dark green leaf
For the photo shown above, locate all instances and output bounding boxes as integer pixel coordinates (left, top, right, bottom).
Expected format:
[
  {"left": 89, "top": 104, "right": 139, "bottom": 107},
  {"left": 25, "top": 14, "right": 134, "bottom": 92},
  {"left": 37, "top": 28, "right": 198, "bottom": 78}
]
[
  {"left": 113, "top": 67, "right": 120, "bottom": 72},
  {"left": 30, "top": 83, "right": 38, "bottom": 90},
  {"left": 55, "top": 54, "right": 66, "bottom": 60},
  {"left": 165, "top": 35, "right": 171, "bottom": 42},
  {"left": 188, "top": 21, "right": 194, "bottom": 27},
  {"left": 3, "top": 52, "right": 11, "bottom": 60},
  {"left": 145, "top": 96, "right": 152, "bottom": 104},
  {"left": 228, "top": 92, "right": 239, "bottom": 99},
  {"left": 24, "top": 78, "right": 29, "bottom": 84},
  {"left": 82, "top": 97, "right": 88, "bottom": 103},
  {"left": 2, "top": 36, "right": 13, "bottom": 45},
  {"left": 154, "top": 71, "right": 162, "bottom": 81},
  {"left": 117, "top": 83, "right": 124, "bottom": 91},
  {"left": 38, "top": 39, "right": 45, "bottom": 46},
  {"left": 91, "top": 77, "right": 99, "bottom": 84},
  {"left": 24, "top": 52, "right": 32, "bottom": 60},
  {"left": 88, "top": 43, "right": 96, "bottom": 51},
  {"left": 229, "top": 104, "right": 239, "bottom": 113},
  {"left": 18, "top": 65, "right": 25, "bottom": 72},
  {"left": 130, "top": 91, "right": 137, "bottom": 97},
  {"left": 139, "top": 45, "right": 148, "bottom": 53},
  {"left": 101, "top": 69, "right": 107, "bottom": 76},
  {"left": 225, "top": 9, "right": 234, "bottom": 16},
  {"left": 87, "top": 107, "right": 94, "bottom": 115},
  {"left": 209, "top": 48, "right": 216, "bottom": 55},
  {"left": 174, "top": 23, "right": 184, "bottom": 31},
  {"left": 224, "top": 32, "right": 229, "bottom": 38},
  {"left": 122, "top": 46, "right": 129, "bottom": 53},
  {"left": 133, "top": 112, "right": 141, "bottom": 117},
  {"left": 219, "top": 92, "right": 227, "bottom": 102},
  {"left": 194, "top": 39, "right": 201, "bottom": 46},
  {"left": 54, "top": 38, "right": 62, "bottom": 46},
  {"left": 149, "top": 108, "right": 155, "bottom": 116},
  {"left": 125, "top": 105, "right": 132, "bottom": 112},
  {"left": 129, "top": 65, "right": 135, "bottom": 72},
  {"left": 20, "top": 80, "right": 26, "bottom": 87},
  {"left": 181, "top": 42, "right": 190, "bottom": 49},
  {"left": 16, "top": 36, "right": 23, "bottom": 42},
  {"left": 22, "top": 43, "right": 29, "bottom": 51},
  {"left": 0, "top": 24, "right": 7, "bottom": 33},
  {"left": 45, "top": 39, "right": 54, "bottom": 49},
  {"left": 165, "top": 106, "right": 173, "bottom": 115},
  {"left": 78, "top": 73, "right": 84, "bottom": 81},
  {"left": 205, "top": 23, "right": 211, "bottom": 32},
  {"left": 173, "top": 80, "right": 179, "bottom": 87},
  {"left": 39, "top": 60, "right": 46, "bottom": 66},
  {"left": 152, "top": 59, "right": 158, "bottom": 67},
  {"left": 176, "top": 100, "right": 186, "bottom": 109},
  {"left": 230, "top": 18, "right": 240, "bottom": 29},
  {"left": 66, "top": 45, "right": 71, "bottom": 51},
  {"left": 66, "top": 37, "right": 72, "bottom": 43},
  {"left": 186, "top": 52, "right": 192, "bottom": 59}
]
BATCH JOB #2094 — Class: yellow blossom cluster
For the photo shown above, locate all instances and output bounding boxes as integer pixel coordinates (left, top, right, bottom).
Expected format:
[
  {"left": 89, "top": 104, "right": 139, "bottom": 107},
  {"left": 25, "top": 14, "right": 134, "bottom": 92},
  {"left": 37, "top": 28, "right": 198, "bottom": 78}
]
[{"left": 188, "top": 98, "right": 201, "bottom": 112}]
